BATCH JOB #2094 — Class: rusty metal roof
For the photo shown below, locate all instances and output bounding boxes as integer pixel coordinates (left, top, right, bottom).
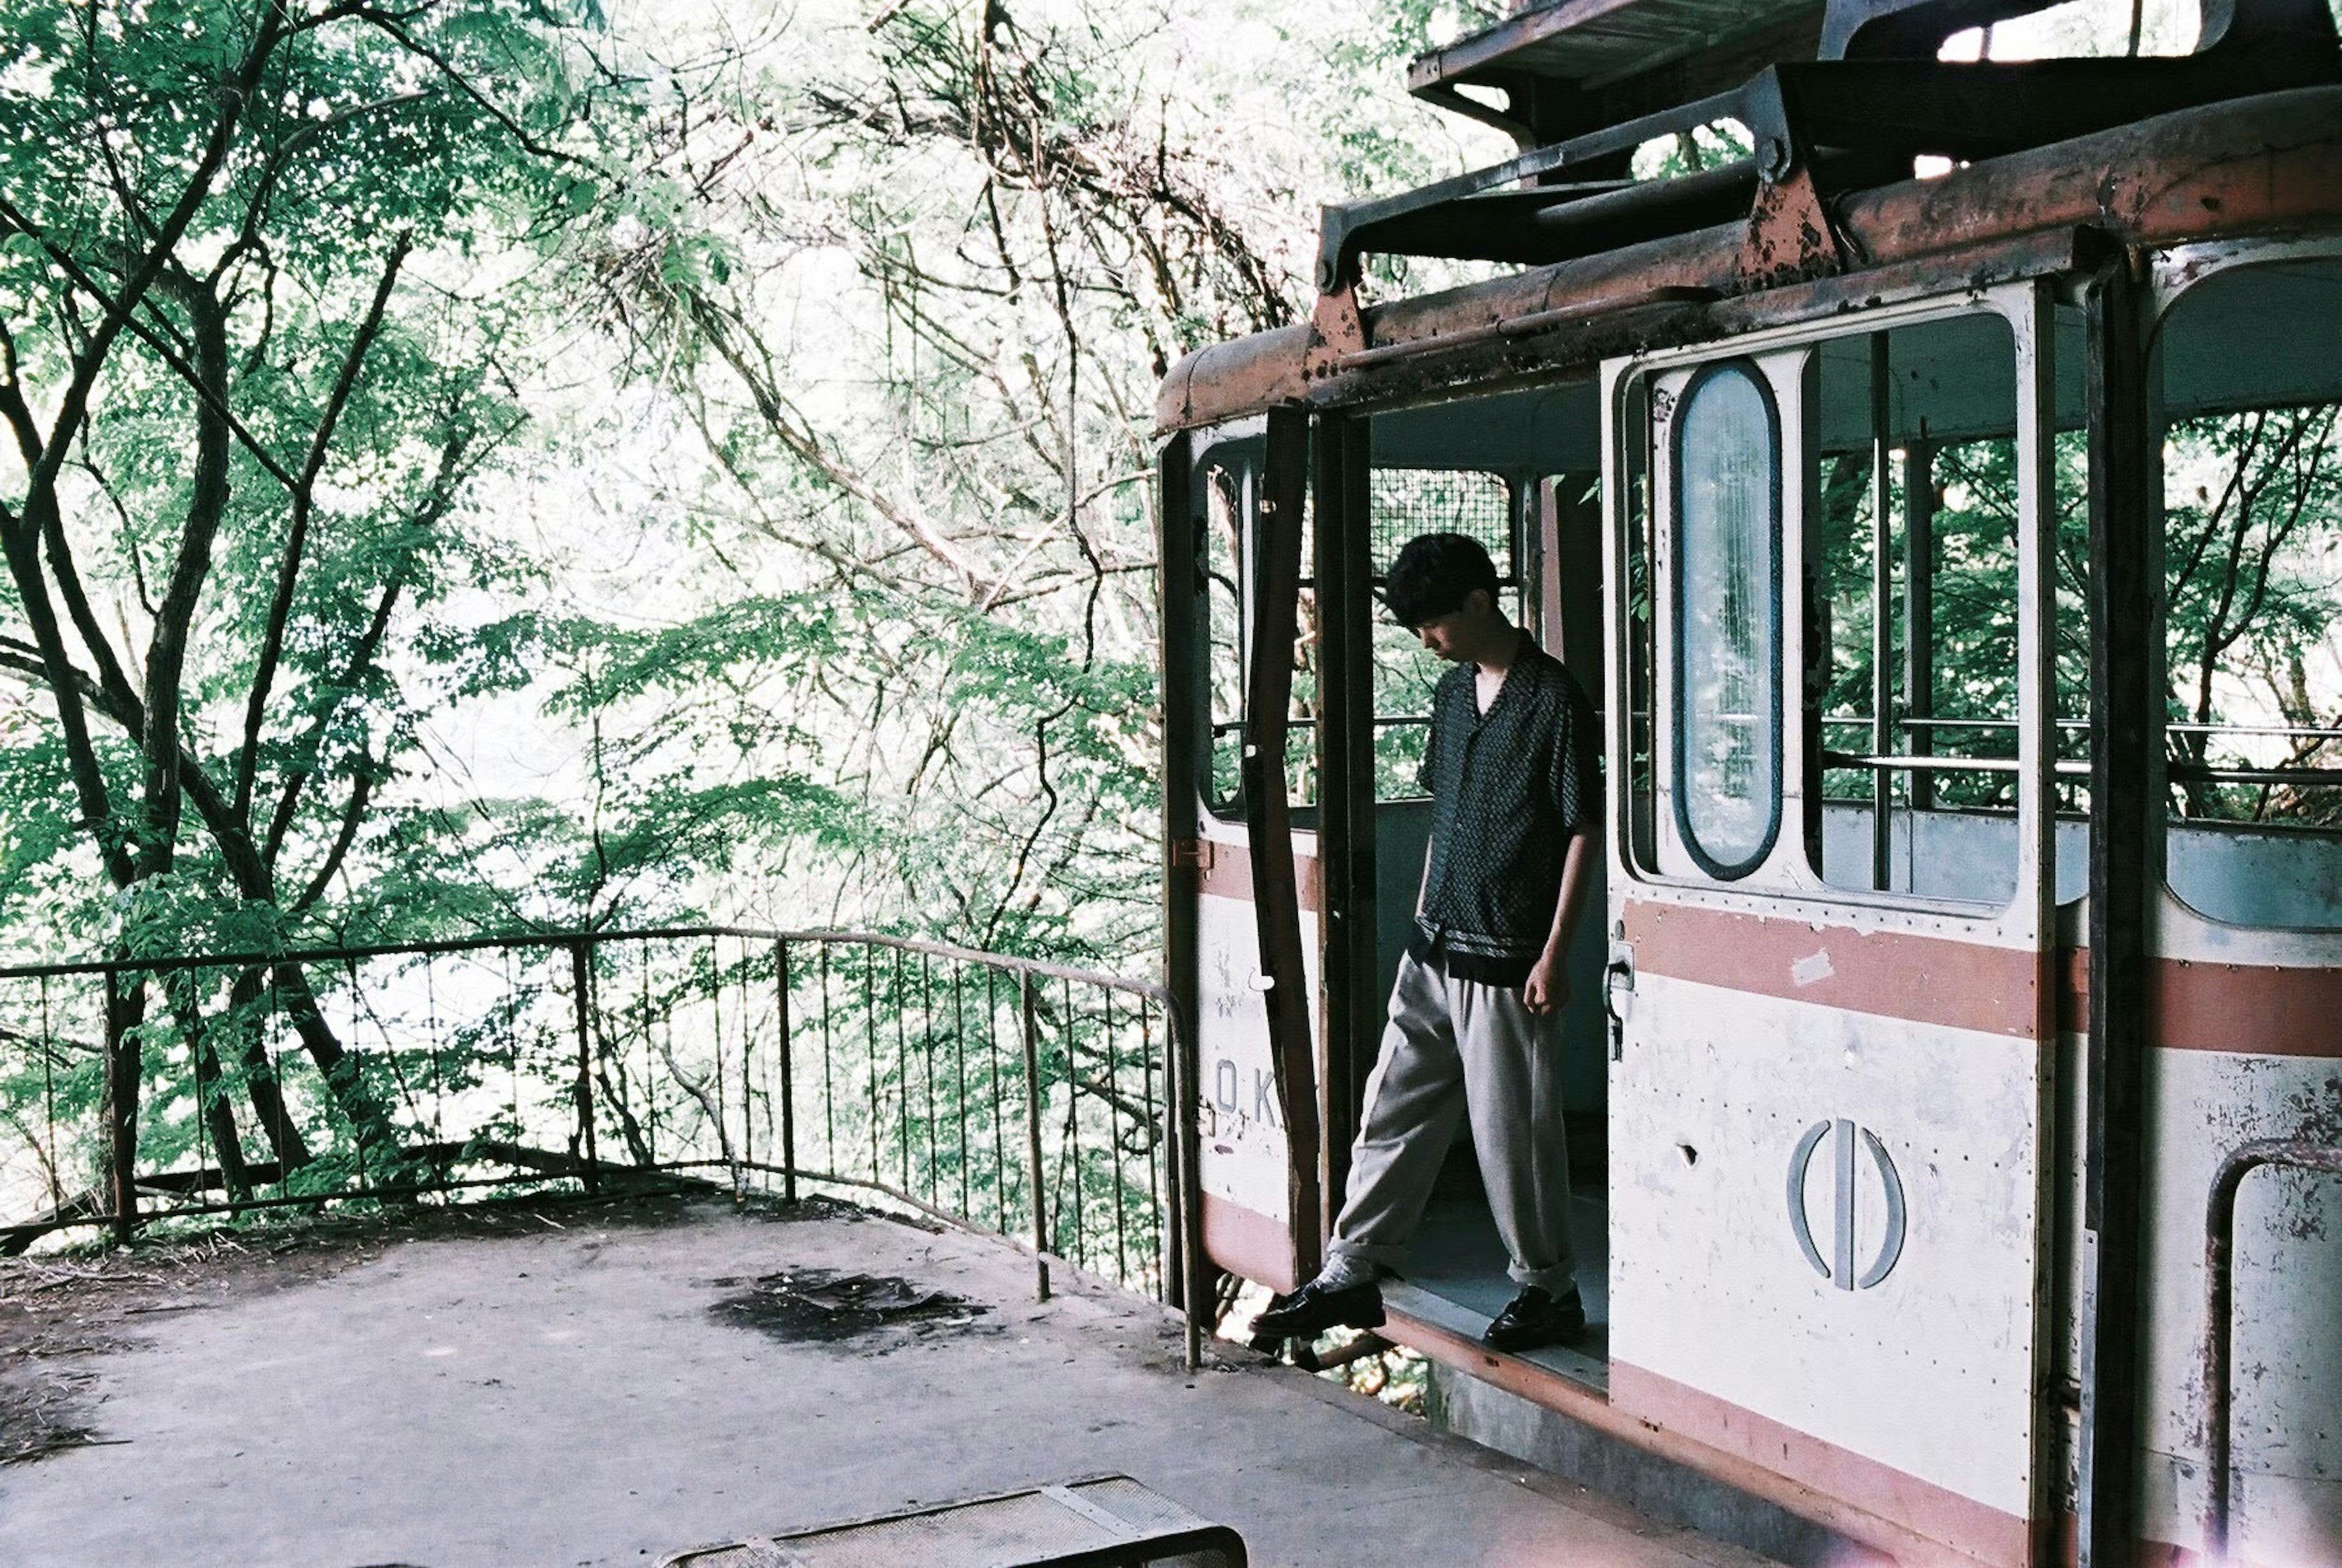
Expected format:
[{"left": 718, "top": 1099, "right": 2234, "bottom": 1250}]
[
  {"left": 1411, "top": 0, "right": 1825, "bottom": 98},
  {"left": 1155, "top": 86, "right": 2342, "bottom": 434}
]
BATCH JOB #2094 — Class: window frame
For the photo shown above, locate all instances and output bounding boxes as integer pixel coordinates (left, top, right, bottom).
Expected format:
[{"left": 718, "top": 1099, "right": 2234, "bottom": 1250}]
[
  {"left": 1667, "top": 357, "right": 1786, "bottom": 882},
  {"left": 2147, "top": 239, "right": 2342, "bottom": 936},
  {"left": 1602, "top": 282, "right": 2058, "bottom": 943}
]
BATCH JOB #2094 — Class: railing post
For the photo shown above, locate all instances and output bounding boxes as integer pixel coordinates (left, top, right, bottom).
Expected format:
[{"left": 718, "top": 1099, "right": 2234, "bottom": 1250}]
[
  {"left": 570, "top": 939, "right": 600, "bottom": 1193},
  {"left": 1020, "top": 972, "right": 1050, "bottom": 1302},
  {"left": 103, "top": 968, "right": 138, "bottom": 1243},
  {"left": 1175, "top": 998, "right": 1205, "bottom": 1373},
  {"left": 776, "top": 939, "right": 797, "bottom": 1205}
]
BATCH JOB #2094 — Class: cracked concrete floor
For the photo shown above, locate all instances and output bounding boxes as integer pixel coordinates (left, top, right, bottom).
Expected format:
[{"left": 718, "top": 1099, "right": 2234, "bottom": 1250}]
[{"left": 0, "top": 1198, "right": 1774, "bottom": 1568}]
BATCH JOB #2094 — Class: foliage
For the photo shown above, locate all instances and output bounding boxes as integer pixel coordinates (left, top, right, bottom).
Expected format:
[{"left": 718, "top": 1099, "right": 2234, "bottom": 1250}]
[
  {"left": 0, "top": 0, "right": 656, "bottom": 1203},
  {"left": 0, "top": 0, "right": 1479, "bottom": 1239}
]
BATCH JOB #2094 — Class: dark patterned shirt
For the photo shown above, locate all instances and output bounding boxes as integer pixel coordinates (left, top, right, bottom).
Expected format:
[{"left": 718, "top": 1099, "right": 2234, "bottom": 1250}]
[{"left": 1409, "top": 631, "right": 1602, "bottom": 986}]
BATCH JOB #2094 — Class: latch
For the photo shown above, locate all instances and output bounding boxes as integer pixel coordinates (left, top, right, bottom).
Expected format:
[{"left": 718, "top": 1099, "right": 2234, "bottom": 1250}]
[
  {"left": 1170, "top": 838, "right": 1217, "bottom": 873},
  {"left": 1603, "top": 926, "right": 1636, "bottom": 1062}
]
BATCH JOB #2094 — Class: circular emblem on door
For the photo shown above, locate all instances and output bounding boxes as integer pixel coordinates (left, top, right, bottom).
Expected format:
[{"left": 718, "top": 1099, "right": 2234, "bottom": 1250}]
[{"left": 1787, "top": 1119, "right": 1907, "bottom": 1291}]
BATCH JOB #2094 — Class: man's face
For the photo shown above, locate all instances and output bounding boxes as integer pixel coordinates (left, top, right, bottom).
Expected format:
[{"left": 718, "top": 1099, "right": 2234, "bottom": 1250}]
[
  {"left": 1406, "top": 589, "right": 1494, "bottom": 662},
  {"left": 1411, "top": 610, "right": 1472, "bottom": 661}
]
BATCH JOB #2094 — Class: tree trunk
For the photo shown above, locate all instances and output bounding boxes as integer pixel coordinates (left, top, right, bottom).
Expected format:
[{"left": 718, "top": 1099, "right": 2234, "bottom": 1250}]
[
  {"left": 224, "top": 965, "right": 313, "bottom": 1172},
  {"left": 165, "top": 973, "right": 254, "bottom": 1202},
  {"left": 271, "top": 961, "right": 404, "bottom": 1168},
  {"left": 101, "top": 973, "right": 145, "bottom": 1240}
]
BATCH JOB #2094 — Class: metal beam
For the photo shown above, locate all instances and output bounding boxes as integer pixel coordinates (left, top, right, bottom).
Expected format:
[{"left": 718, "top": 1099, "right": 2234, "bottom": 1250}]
[
  {"left": 1244, "top": 409, "right": 1323, "bottom": 1284},
  {"left": 2078, "top": 253, "right": 2153, "bottom": 1568},
  {"left": 1311, "top": 414, "right": 1376, "bottom": 1242}
]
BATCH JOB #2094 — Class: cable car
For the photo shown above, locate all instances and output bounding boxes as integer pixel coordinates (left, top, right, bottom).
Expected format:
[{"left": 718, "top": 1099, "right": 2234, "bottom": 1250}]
[{"left": 1156, "top": 3, "right": 2342, "bottom": 1564}]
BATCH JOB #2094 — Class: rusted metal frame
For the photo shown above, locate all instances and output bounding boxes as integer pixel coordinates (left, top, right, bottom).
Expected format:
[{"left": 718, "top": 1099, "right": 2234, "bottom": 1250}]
[
  {"left": 775, "top": 939, "right": 796, "bottom": 1205},
  {"left": 2015, "top": 279, "right": 2066, "bottom": 1564},
  {"left": 1316, "top": 81, "right": 1751, "bottom": 292},
  {"left": 1244, "top": 408, "right": 1325, "bottom": 1286},
  {"left": 1350, "top": 48, "right": 2340, "bottom": 282},
  {"left": 1408, "top": 0, "right": 1828, "bottom": 137},
  {"left": 1328, "top": 162, "right": 1753, "bottom": 275},
  {"left": 1868, "top": 332, "right": 1895, "bottom": 891},
  {"left": 1904, "top": 442, "right": 1938, "bottom": 810},
  {"left": 2201, "top": 1137, "right": 2342, "bottom": 1559},
  {"left": 1821, "top": 0, "right": 2074, "bottom": 60},
  {"left": 1827, "top": 0, "right": 2342, "bottom": 65},
  {"left": 0, "top": 926, "right": 1180, "bottom": 1005},
  {"left": 1157, "top": 432, "right": 1209, "bottom": 1361},
  {"left": 1289, "top": 229, "right": 2107, "bottom": 431},
  {"left": 1333, "top": 286, "right": 1719, "bottom": 373},
  {"left": 1178, "top": 85, "right": 2342, "bottom": 431},
  {"left": 1019, "top": 973, "right": 1051, "bottom": 1303},
  {"left": 1310, "top": 412, "right": 1375, "bottom": 1248},
  {"left": 2078, "top": 254, "right": 2154, "bottom": 1568},
  {"left": 1772, "top": 52, "right": 2341, "bottom": 160}
]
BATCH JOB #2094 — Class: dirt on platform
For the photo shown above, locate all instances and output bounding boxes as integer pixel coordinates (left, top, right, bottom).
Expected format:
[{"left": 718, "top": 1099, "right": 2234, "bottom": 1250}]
[
  {"left": 706, "top": 1265, "right": 989, "bottom": 1347},
  {"left": 0, "top": 1189, "right": 868, "bottom": 1467}
]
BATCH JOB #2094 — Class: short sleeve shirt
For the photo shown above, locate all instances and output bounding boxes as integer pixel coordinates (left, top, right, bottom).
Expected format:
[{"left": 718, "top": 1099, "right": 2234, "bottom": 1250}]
[{"left": 1410, "top": 631, "right": 1602, "bottom": 986}]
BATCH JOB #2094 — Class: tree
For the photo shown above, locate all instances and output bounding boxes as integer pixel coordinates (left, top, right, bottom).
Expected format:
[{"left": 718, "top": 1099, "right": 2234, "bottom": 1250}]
[{"left": 0, "top": 0, "right": 618, "bottom": 1223}]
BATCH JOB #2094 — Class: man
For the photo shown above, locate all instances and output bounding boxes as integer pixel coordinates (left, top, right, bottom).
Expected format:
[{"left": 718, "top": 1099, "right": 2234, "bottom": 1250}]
[{"left": 1252, "top": 531, "right": 1599, "bottom": 1354}]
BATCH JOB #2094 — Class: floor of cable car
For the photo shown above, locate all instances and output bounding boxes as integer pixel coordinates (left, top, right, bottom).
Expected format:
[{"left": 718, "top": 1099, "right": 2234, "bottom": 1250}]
[{"left": 1380, "top": 1142, "right": 1610, "bottom": 1394}]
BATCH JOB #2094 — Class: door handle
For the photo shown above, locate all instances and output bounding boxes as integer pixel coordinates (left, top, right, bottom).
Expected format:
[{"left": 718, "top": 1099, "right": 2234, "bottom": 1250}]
[{"left": 1603, "top": 941, "right": 1636, "bottom": 1061}]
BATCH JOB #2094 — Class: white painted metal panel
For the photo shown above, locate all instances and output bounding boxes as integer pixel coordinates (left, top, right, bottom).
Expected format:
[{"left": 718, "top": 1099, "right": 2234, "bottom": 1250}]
[
  {"left": 1610, "top": 974, "right": 2044, "bottom": 1516},
  {"left": 1193, "top": 876, "right": 1320, "bottom": 1228},
  {"left": 1599, "top": 285, "right": 2059, "bottom": 1564},
  {"left": 2134, "top": 1046, "right": 2342, "bottom": 1566}
]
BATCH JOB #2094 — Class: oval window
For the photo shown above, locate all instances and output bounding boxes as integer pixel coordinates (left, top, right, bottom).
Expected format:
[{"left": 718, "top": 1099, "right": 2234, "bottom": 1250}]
[{"left": 1672, "top": 362, "right": 1783, "bottom": 879}]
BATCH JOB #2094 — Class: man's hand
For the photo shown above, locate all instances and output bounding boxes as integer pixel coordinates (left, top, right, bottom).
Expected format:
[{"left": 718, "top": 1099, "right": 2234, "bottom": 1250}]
[{"left": 1522, "top": 948, "right": 1570, "bottom": 1015}]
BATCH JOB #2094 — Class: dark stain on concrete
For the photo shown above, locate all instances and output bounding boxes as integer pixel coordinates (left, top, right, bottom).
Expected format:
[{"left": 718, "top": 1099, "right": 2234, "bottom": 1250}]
[{"left": 706, "top": 1268, "right": 986, "bottom": 1348}]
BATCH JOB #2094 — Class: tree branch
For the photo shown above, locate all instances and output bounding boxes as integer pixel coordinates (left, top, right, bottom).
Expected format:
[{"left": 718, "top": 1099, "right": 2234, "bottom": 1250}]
[
  {"left": 237, "top": 232, "right": 413, "bottom": 823},
  {"left": 263, "top": 567, "right": 407, "bottom": 870},
  {"left": 290, "top": 767, "right": 373, "bottom": 915},
  {"left": 137, "top": 278, "right": 235, "bottom": 877}
]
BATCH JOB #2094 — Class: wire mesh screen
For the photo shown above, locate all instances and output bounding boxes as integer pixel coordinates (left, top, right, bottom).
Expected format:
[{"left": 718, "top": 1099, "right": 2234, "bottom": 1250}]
[
  {"left": 1370, "top": 469, "right": 1513, "bottom": 581},
  {"left": 1369, "top": 470, "right": 1517, "bottom": 798}
]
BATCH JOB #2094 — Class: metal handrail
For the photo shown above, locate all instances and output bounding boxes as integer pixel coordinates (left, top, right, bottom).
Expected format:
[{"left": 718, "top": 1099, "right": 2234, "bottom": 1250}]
[
  {"left": 2201, "top": 1137, "right": 2342, "bottom": 1559},
  {"left": 1823, "top": 714, "right": 2342, "bottom": 741},
  {"left": 0, "top": 925, "right": 1206, "bottom": 1372},
  {"left": 1821, "top": 750, "right": 2091, "bottom": 778}
]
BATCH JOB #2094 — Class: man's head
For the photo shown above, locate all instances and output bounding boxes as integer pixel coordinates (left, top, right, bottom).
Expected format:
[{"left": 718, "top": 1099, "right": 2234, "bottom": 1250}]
[{"left": 1381, "top": 532, "right": 1508, "bottom": 662}]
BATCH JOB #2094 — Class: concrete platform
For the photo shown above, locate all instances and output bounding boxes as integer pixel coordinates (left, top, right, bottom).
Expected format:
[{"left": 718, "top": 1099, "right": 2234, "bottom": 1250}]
[{"left": 0, "top": 1197, "right": 1778, "bottom": 1568}]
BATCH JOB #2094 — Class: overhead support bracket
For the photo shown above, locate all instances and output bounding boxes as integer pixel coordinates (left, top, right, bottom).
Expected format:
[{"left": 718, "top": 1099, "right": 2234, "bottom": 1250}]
[{"left": 1319, "top": 12, "right": 2340, "bottom": 303}]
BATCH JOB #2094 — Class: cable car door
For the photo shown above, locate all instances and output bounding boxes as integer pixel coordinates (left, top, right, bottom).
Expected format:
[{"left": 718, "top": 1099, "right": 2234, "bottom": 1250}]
[
  {"left": 1600, "top": 288, "right": 2058, "bottom": 1568},
  {"left": 1163, "top": 413, "right": 1320, "bottom": 1295}
]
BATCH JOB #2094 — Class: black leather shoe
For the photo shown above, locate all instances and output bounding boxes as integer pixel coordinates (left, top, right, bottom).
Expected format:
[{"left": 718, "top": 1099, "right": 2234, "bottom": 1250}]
[
  {"left": 1250, "top": 1276, "right": 1386, "bottom": 1341},
  {"left": 1483, "top": 1286, "right": 1584, "bottom": 1352}
]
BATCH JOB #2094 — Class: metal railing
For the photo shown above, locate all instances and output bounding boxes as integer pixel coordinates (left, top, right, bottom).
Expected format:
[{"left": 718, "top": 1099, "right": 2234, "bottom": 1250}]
[{"left": 0, "top": 926, "right": 1205, "bottom": 1369}]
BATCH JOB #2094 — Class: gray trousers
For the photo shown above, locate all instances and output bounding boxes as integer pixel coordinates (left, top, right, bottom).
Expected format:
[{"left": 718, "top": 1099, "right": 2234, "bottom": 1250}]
[{"left": 1327, "top": 950, "right": 1578, "bottom": 1294}]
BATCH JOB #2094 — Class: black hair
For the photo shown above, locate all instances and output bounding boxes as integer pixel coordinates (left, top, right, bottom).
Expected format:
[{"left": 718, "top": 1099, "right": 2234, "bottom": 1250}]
[{"left": 1380, "top": 532, "right": 1499, "bottom": 629}]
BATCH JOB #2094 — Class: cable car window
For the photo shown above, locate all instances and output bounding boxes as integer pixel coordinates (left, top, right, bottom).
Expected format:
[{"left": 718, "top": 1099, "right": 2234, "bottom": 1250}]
[
  {"left": 2157, "top": 256, "right": 2342, "bottom": 928},
  {"left": 1203, "top": 463, "right": 1247, "bottom": 811},
  {"left": 1805, "top": 313, "right": 2026, "bottom": 906},
  {"left": 1369, "top": 470, "right": 1520, "bottom": 800},
  {"left": 1672, "top": 360, "right": 1782, "bottom": 879},
  {"left": 1199, "top": 454, "right": 1317, "bottom": 818}
]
